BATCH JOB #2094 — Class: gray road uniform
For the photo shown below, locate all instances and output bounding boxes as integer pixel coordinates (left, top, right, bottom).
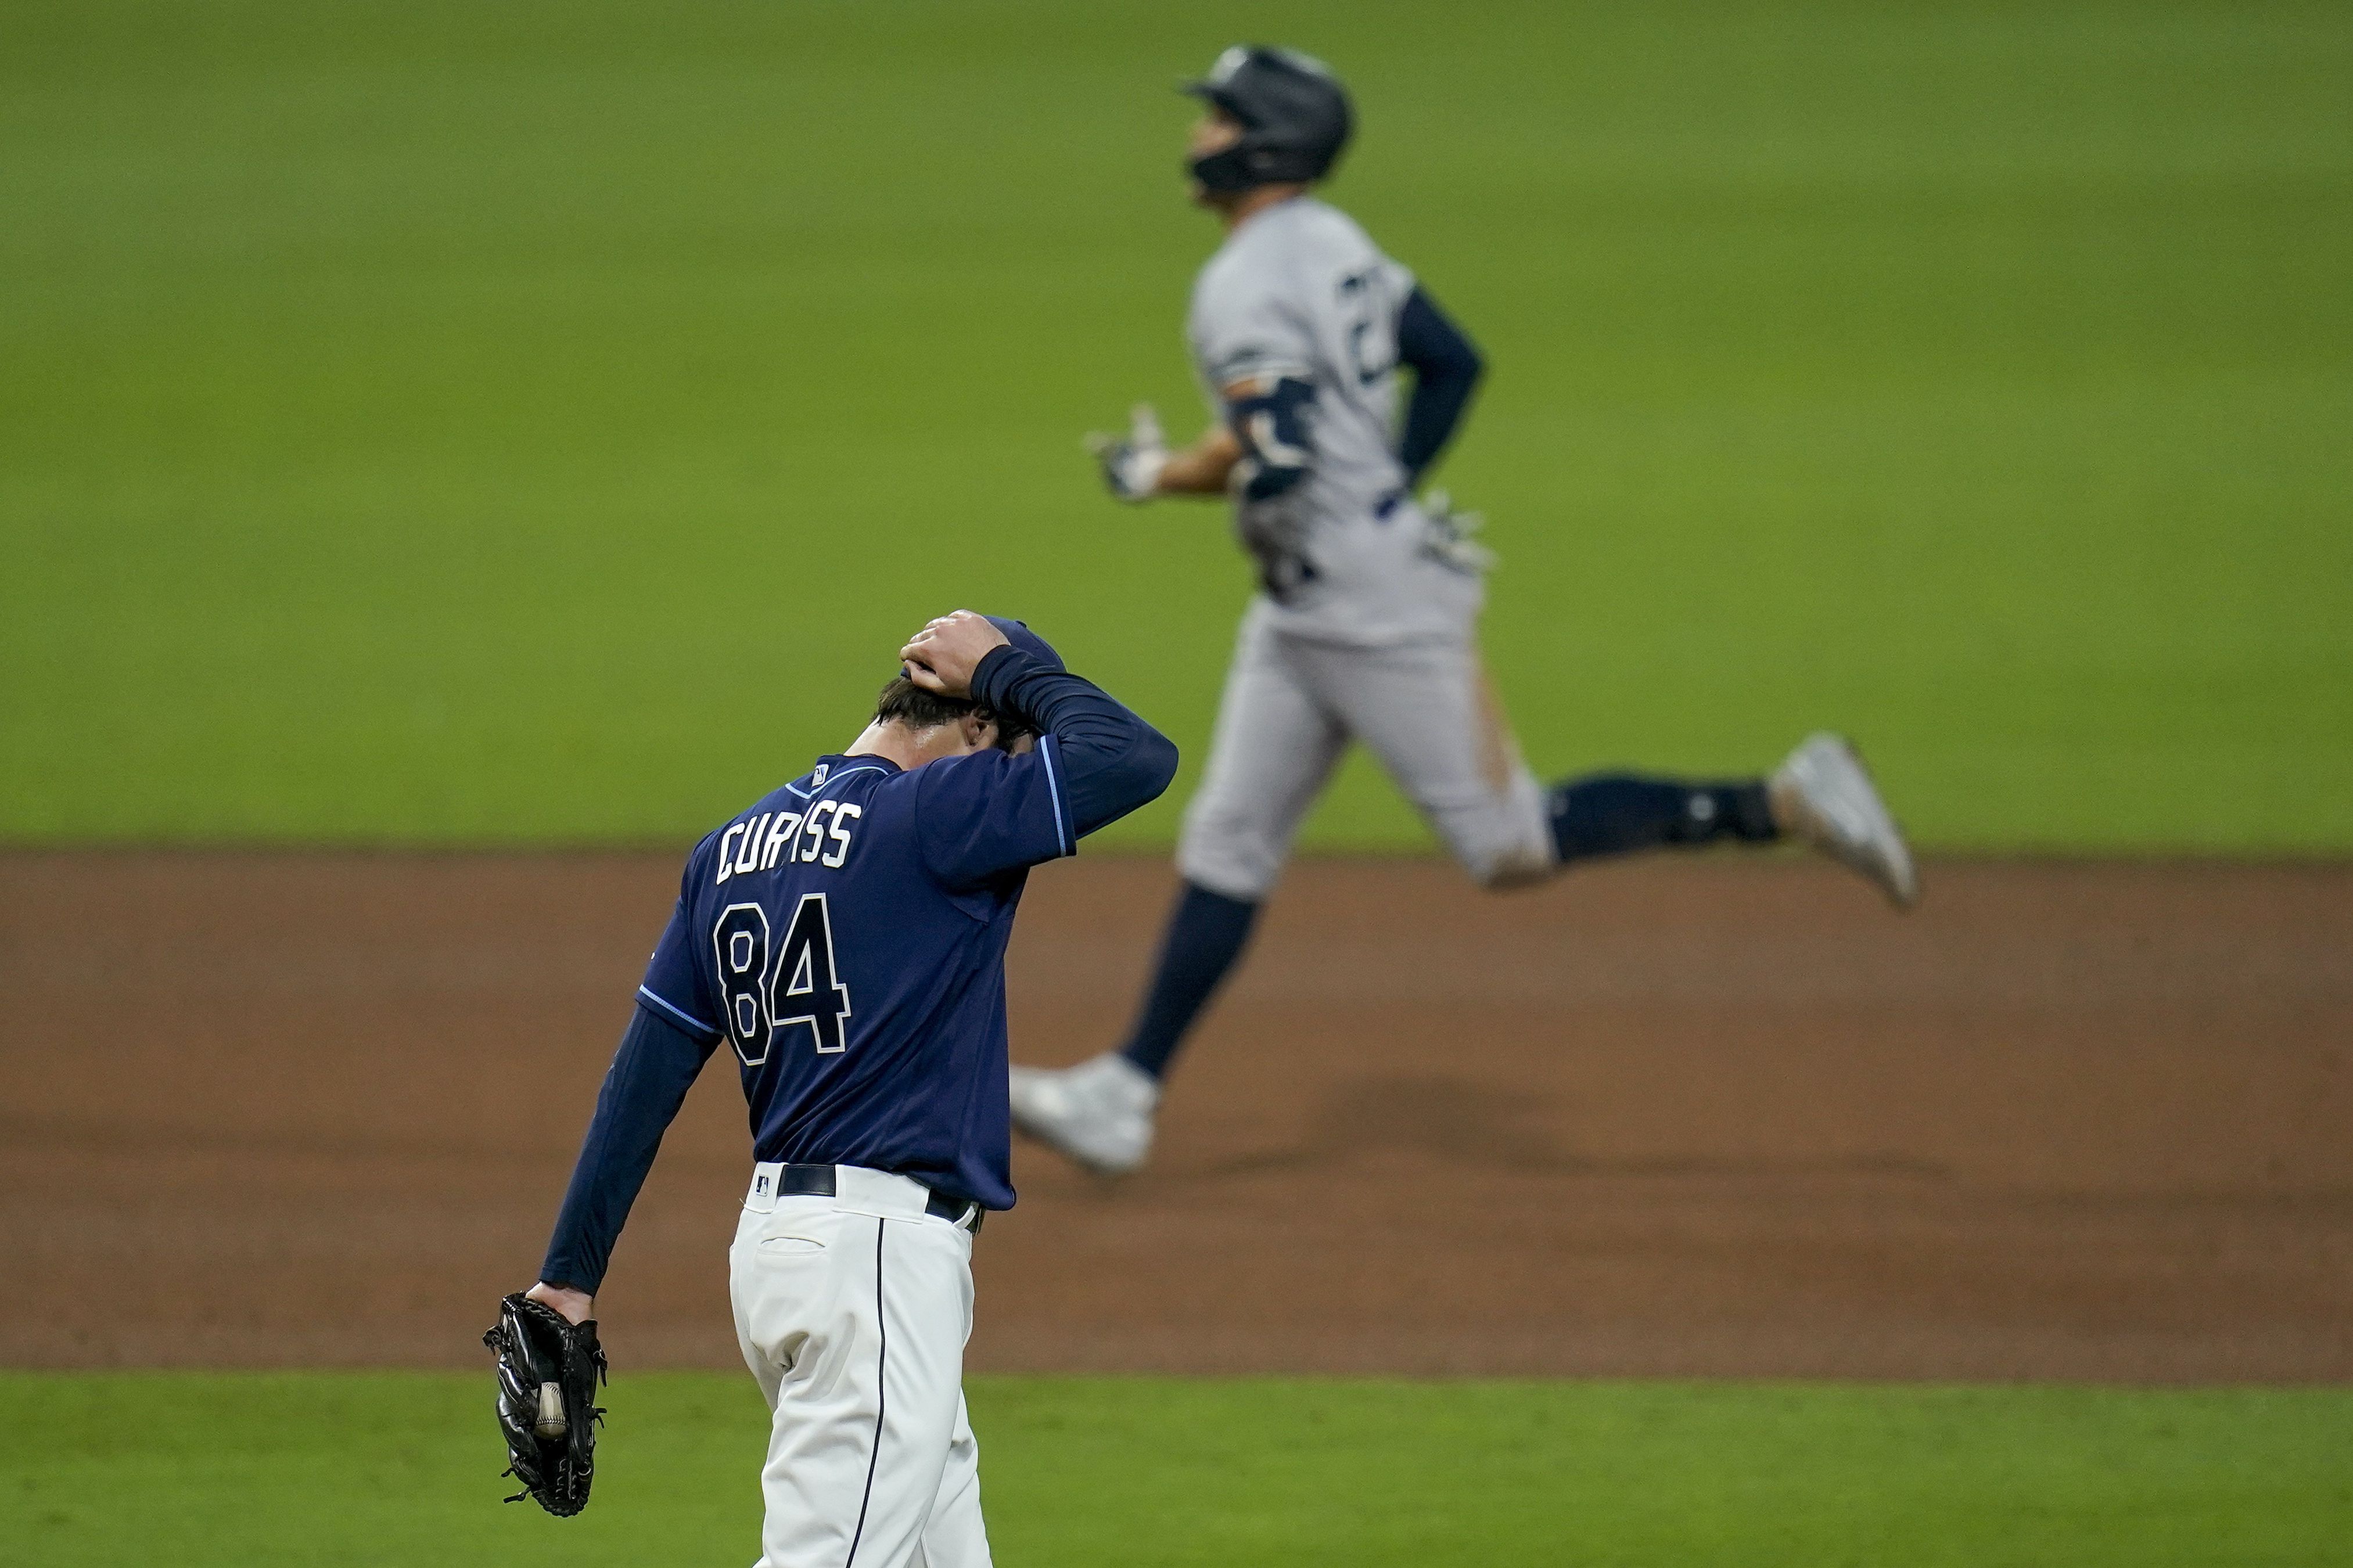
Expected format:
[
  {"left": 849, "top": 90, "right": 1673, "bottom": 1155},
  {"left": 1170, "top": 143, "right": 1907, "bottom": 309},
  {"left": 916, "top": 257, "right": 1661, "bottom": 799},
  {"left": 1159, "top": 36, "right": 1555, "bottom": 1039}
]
[
  {"left": 1011, "top": 45, "right": 1916, "bottom": 1185},
  {"left": 1177, "top": 196, "right": 1555, "bottom": 898}
]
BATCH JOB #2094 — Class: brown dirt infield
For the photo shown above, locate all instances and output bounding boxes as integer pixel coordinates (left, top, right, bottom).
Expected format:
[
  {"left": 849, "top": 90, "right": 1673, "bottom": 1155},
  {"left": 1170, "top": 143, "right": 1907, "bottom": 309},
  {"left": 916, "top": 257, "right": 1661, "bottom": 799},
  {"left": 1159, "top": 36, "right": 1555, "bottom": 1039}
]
[{"left": 2, "top": 851, "right": 2348, "bottom": 1381}]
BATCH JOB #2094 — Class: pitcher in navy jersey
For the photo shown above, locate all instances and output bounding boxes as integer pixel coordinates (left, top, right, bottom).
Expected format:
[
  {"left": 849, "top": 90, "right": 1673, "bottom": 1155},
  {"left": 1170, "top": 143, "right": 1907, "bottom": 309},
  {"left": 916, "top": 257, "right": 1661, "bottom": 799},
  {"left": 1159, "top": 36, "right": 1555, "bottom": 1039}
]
[{"left": 519, "top": 610, "right": 1174, "bottom": 1568}]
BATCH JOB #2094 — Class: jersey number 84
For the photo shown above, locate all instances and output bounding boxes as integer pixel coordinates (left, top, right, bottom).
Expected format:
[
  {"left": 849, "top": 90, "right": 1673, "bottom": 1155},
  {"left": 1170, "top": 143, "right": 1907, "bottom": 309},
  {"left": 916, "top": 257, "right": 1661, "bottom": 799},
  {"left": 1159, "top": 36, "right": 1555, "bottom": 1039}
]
[{"left": 712, "top": 894, "right": 853, "bottom": 1066}]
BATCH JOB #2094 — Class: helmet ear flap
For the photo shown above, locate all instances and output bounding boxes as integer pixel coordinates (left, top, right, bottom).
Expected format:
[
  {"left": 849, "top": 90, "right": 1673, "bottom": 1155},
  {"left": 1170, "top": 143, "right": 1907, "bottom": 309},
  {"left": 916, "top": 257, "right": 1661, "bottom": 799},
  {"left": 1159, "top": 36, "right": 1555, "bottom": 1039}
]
[
  {"left": 1187, "top": 140, "right": 1328, "bottom": 193},
  {"left": 1187, "top": 143, "right": 1258, "bottom": 194}
]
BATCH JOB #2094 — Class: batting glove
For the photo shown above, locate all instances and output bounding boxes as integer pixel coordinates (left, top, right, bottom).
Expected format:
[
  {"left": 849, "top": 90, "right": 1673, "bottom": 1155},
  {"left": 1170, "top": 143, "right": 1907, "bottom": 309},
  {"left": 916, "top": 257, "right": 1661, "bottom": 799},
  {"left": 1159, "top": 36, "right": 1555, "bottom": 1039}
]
[
  {"left": 1418, "top": 489, "right": 1499, "bottom": 574},
  {"left": 1084, "top": 404, "right": 1168, "bottom": 504}
]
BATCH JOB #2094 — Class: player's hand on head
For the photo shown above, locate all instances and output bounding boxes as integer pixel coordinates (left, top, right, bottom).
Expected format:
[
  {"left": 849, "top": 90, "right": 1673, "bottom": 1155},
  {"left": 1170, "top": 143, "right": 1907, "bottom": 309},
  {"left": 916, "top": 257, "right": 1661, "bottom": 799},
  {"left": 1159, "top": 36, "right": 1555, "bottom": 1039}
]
[
  {"left": 1083, "top": 403, "right": 1167, "bottom": 504},
  {"left": 899, "top": 610, "right": 1011, "bottom": 699}
]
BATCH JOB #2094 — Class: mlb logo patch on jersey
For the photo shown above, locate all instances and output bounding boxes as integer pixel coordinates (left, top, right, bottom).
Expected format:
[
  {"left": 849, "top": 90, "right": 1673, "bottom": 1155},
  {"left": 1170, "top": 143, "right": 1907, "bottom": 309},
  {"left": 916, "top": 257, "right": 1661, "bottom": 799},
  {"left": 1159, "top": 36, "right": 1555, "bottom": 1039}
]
[{"left": 811, "top": 764, "right": 831, "bottom": 787}]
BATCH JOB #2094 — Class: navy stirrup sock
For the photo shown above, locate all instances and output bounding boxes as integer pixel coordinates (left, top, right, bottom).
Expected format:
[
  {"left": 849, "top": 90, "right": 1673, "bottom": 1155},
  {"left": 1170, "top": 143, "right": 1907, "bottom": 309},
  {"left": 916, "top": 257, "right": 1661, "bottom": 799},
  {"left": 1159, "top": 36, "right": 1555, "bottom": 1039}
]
[
  {"left": 1123, "top": 785, "right": 1770, "bottom": 1080},
  {"left": 1549, "top": 773, "right": 1777, "bottom": 863},
  {"left": 1118, "top": 881, "right": 1262, "bottom": 1081}
]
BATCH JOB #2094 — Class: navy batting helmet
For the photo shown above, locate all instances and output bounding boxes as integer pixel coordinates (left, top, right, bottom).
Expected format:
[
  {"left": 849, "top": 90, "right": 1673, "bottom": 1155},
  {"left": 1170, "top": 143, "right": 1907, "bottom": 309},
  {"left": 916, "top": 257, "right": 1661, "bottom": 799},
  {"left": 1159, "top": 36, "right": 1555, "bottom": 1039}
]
[{"left": 1182, "top": 45, "right": 1353, "bottom": 193}]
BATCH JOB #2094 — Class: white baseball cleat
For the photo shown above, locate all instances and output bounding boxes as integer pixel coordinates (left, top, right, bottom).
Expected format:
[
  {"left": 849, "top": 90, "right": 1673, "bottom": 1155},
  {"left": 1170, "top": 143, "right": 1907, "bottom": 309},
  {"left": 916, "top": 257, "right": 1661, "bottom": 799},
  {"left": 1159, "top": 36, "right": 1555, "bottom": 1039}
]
[
  {"left": 1768, "top": 733, "right": 1921, "bottom": 909},
  {"left": 1008, "top": 1052, "right": 1161, "bottom": 1176}
]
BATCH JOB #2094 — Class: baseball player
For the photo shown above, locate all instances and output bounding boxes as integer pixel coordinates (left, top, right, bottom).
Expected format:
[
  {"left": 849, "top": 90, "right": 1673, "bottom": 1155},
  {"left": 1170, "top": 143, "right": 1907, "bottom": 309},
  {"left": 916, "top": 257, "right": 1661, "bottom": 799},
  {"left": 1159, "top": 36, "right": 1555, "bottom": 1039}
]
[
  {"left": 1009, "top": 45, "right": 1918, "bottom": 1177},
  {"left": 520, "top": 611, "right": 1175, "bottom": 1566}
]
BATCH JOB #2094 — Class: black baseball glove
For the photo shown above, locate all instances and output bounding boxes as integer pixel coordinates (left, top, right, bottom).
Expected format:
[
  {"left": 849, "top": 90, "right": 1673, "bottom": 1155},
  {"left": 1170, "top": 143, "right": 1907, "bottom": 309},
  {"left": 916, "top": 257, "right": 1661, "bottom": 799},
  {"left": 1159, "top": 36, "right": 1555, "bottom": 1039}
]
[{"left": 483, "top": 1291, "right": 608, "bottom": 1516}]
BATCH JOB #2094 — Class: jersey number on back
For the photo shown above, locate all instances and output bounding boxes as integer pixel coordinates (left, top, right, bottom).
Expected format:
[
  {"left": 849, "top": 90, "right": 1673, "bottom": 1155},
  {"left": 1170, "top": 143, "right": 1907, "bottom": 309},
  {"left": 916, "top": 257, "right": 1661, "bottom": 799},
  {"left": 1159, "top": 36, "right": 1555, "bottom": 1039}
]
[{"left": 713, "top": 894, "right": 853, "bottom": 1067}]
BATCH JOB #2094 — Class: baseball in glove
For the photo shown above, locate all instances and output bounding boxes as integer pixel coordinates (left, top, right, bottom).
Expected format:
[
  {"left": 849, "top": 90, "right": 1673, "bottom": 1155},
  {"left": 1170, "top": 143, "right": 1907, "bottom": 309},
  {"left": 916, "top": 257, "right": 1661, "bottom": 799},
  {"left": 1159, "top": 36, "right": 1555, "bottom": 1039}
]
[{"left": 483, "top": 1291, "right": 607, "bottom": 1516}]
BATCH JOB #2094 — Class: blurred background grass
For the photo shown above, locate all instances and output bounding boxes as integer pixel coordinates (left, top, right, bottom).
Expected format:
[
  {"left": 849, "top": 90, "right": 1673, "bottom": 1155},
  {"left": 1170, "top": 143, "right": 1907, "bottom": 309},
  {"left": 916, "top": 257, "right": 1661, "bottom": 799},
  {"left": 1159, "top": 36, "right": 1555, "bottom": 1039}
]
[
  {"left": 8, "top": 1373, "right": 2350, "bottom": 1567},
  {"left": 3, "top": 0, "right": 2348, "bottom": 850}
]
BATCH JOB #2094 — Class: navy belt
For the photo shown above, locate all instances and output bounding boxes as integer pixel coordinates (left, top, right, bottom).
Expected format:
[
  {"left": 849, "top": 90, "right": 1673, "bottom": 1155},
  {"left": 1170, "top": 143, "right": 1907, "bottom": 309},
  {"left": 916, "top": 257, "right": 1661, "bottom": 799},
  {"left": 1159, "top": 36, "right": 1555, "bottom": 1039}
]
[{"left": 774, "top": 1162, "right": 984, "bottom": 1232}]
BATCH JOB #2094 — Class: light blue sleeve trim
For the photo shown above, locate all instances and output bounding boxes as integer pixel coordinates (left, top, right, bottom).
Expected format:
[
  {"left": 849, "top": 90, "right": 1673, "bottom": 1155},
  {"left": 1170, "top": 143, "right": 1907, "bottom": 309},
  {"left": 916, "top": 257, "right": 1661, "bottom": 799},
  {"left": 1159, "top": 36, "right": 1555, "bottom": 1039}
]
[
  {"left": 1038, "top": 735, "right": 1074, "bottom": 858},
  {"left": 637, "top": 984, "right": 721, "bottom": 1041}
]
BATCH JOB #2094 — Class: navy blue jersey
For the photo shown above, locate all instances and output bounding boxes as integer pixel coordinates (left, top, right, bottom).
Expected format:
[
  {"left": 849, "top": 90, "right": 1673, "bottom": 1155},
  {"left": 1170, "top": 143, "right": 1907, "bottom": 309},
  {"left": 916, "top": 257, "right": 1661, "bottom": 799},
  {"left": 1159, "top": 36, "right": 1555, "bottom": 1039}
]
[
  {"left": 637, "top": 742, "right": 1075, "bottom": 1209},
  {"left": 537, "top": 639, "right": 1176, "bottom": 1294}
]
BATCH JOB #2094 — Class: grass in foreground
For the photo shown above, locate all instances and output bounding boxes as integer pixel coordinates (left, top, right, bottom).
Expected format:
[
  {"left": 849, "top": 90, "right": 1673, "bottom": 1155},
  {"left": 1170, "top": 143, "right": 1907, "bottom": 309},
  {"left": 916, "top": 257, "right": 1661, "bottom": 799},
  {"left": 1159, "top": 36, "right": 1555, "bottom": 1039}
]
[
  {"left": 3, "top": 1373, "right": 2349, "bottom": 1566},
  {"left": 3, "top": 2, "right": 2350, "bottom": 852}
]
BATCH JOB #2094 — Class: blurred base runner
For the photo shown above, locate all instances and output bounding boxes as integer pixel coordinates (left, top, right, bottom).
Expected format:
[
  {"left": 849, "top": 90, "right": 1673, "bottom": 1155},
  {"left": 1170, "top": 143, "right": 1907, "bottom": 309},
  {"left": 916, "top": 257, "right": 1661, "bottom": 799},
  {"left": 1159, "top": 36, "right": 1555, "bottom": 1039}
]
[{"left": 1012, "top": 46, "right": 1917, "bottom": 1177}]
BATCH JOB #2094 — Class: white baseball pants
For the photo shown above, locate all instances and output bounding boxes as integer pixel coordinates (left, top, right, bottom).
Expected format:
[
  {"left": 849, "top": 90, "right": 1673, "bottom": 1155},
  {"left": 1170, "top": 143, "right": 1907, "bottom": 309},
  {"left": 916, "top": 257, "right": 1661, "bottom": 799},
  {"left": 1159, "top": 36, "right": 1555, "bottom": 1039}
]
[
  {"left": 1177, "top": 600, "right": 1556, "bottom": 901},
  {"left": 730, "top": 1164, "right": 991, "bottom": 1568}
]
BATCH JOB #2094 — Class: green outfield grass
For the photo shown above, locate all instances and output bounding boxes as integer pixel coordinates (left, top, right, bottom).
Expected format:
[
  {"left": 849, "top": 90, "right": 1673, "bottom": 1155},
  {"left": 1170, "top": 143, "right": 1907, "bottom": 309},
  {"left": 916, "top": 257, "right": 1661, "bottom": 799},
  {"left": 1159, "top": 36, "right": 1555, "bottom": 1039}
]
[
  {"left": 3, "top": 1373, "right": 2349, "bottom": 1566},
  {"left": 3, "top": 1, "right": 2348, "bottom": 851}
]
